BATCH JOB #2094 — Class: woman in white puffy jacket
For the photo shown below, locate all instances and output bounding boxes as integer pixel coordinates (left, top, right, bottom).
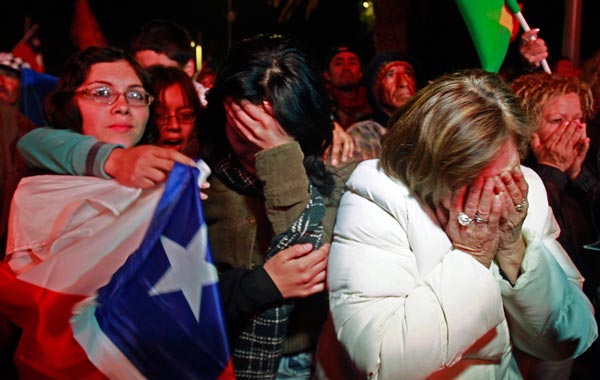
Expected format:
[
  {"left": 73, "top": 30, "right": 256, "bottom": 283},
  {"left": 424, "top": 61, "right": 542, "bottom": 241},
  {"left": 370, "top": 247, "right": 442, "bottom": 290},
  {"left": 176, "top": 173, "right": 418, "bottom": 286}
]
[{"left": 319, "top": 69, "right": 598, "bottom": 380}]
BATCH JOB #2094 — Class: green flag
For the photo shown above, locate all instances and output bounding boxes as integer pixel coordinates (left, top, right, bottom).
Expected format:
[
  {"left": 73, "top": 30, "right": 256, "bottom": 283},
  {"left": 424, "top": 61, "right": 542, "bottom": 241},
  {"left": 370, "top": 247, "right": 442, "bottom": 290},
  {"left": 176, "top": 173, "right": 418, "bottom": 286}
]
[{"left": 456, "top": 0, "right": 516, "bottom": 72}]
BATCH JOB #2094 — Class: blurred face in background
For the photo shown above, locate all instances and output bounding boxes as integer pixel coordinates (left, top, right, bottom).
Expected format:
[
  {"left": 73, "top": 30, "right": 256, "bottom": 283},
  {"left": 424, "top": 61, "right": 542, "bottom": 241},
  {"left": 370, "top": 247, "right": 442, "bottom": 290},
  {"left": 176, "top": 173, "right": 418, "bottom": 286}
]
[
  {"left": 553, "top": 59, "right": 581, "bottom": 78},
  {"left": 198, "top": 72, "right": 216, "bottom": 90},
  {"left": 135, "top": 50, "right": 179, "bottom": 68},
  {"left": 154, "top": 83, "right": 196, "bottom": 152},
  {"left": 324, "top": 51, "right": 363, "bottom": 90},
  {"left": 0, "top": 67, "right": 21, "bottom": 105},
  {"left": 376, "top": 61, "right": 417, "bottom": 114},
  {"left": 135, "top": 50, "right": 196, "bottom": 78}
]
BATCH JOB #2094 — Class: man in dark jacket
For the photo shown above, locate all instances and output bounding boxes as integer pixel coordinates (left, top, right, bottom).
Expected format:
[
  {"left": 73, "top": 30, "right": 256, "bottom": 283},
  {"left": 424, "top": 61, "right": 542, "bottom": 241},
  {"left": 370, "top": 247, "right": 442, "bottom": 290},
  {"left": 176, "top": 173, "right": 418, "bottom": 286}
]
[{"left": 348, "top": 51, "right": 427, "bottom": 161}]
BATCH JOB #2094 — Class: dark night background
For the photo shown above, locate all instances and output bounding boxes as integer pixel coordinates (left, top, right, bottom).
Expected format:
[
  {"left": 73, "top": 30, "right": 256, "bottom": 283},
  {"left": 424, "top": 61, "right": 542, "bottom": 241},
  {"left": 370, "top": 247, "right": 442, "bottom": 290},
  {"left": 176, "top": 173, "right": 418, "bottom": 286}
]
[{"left": 1, "top": 0, "right": 599, "bottom": 81}]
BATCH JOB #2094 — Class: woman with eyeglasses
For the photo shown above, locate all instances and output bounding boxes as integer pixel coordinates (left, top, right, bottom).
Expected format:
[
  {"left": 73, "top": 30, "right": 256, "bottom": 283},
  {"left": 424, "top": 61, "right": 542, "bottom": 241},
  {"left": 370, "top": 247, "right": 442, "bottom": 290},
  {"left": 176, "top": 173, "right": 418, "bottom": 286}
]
[
  {"left": 146, "top": 65, "right": 201, "bottom": 153},
  {"left": 49, "top": 47, "right": 155, "bottom": 147},
  {"left": 16, "top": 49, "right": 195, "bottom": 189}
]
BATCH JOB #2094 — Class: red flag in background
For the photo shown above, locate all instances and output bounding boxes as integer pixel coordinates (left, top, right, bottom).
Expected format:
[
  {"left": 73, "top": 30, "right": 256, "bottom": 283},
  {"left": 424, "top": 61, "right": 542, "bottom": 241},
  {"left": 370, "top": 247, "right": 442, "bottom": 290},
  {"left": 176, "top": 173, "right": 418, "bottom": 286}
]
[
  {"left": 71, "top": 0, "right": 108, "bottom": 50},
  {"left": 508, "top": 2, "right": 524, "bottom": 43},
  {"left": 12, "top": 24, "right": 44, "bottom": 73}
]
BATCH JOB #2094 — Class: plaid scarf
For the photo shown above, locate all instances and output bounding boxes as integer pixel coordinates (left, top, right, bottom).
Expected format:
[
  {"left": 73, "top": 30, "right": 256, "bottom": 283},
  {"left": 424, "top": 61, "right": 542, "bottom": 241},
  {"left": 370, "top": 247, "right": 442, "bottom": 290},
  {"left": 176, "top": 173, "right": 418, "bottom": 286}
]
[{"left": 214, "top": 158, "right": 326, "bottom": 379}]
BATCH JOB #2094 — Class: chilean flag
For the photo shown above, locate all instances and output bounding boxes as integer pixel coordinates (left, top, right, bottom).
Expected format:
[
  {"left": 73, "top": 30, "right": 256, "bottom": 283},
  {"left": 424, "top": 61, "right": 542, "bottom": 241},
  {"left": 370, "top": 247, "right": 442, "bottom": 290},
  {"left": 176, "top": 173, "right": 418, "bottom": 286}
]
[{"left": 0, "top": 163, "right": 235, "bottom": 379}]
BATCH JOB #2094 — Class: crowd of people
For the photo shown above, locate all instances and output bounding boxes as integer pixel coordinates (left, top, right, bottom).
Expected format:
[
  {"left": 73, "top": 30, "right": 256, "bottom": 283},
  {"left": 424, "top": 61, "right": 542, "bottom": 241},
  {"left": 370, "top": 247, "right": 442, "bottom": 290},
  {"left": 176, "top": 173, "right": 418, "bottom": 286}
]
[{"left": 1, "top": 15, "right": 600, "bottom": 380}]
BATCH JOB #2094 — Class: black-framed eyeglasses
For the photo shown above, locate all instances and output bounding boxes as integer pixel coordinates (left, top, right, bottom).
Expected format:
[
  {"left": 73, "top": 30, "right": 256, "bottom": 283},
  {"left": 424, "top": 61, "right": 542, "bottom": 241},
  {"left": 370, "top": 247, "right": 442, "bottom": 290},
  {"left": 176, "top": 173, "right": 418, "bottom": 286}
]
[
  {"left": 76, "top": 86, "right": 154, "bottom": 107},
  {"left": 154, "top": 110, "right": 197, "bottom": 125}
]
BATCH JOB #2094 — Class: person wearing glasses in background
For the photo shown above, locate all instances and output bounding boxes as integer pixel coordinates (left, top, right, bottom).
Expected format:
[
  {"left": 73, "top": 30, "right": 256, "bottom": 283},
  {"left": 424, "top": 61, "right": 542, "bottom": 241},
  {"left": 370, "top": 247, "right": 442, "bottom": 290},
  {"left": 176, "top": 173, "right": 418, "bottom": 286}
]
[{"left": 145, "top": 65, "right": 202, "bottom": 157}]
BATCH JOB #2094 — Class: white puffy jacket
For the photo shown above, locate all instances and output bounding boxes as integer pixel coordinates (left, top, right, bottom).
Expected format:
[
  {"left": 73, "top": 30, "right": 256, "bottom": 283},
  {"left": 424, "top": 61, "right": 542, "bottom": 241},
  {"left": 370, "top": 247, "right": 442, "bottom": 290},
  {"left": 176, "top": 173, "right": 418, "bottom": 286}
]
[{"left": 327, "top": 160, "right": 597, "bottom": 380}]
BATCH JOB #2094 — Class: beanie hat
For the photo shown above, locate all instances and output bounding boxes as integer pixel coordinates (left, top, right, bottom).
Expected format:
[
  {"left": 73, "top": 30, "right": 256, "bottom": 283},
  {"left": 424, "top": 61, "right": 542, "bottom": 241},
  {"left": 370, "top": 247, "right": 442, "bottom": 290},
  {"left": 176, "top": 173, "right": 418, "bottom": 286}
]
[
  {"left": 364, "top": 51, "right": 427, "bottom": 126},
  {"left": 0, "top": 52, "right": 30, "bottom": 75}
]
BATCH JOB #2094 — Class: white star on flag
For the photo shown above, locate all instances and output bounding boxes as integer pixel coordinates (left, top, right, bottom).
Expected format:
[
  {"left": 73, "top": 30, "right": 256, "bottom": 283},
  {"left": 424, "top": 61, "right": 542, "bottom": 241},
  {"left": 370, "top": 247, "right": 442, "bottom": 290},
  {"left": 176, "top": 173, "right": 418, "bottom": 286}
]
[{"left": 148, "top": 225, "right": 218, "bottom": 322}]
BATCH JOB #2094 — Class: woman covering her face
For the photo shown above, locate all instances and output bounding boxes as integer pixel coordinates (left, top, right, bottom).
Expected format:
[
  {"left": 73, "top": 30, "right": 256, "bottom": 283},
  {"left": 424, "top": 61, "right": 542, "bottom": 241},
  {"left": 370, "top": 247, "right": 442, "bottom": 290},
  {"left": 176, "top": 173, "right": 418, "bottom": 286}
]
[
  {"left": 512, "top": 74, "right": 598, "bottom": 263},
  {"left": 317, "top": 69, "right": 597, "bottom": 380},
  {"left": 511, "top": 74, "right": 600, "bottom": 362},
  {"left": 196, "top": 33, "right": 356, "bottom": 379}
]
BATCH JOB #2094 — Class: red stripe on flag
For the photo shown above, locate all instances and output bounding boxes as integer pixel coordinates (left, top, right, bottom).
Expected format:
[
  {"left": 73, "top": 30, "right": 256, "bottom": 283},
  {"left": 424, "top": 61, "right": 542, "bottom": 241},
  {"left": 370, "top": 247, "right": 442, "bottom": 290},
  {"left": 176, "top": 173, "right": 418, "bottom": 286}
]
[
  {"left": 0, "top": 265, "right": 107, "bottom": 380},
  {"left": 218, "top": 359, "right": 237, "bottom": 380}
]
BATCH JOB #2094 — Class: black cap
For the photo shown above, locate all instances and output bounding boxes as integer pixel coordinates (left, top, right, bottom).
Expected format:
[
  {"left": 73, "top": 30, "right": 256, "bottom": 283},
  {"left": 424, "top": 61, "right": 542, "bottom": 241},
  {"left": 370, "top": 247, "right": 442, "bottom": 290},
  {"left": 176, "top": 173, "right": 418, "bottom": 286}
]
[{"left": 322, "top": 44, "right": 361, "bottom": 70}]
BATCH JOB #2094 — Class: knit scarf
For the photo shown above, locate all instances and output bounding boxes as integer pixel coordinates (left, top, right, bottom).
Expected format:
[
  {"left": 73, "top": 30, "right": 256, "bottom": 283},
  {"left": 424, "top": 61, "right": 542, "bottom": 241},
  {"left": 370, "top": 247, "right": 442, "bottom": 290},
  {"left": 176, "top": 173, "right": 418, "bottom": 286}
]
[{"left": 214, "top": 158, "right": 326, "bottom": 379}]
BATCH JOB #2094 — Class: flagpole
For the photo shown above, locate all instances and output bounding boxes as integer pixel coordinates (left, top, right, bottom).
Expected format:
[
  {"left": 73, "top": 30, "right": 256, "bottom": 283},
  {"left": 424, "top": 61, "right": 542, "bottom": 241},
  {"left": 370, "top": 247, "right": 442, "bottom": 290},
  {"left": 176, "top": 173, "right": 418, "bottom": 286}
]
[
  {"left": 24, "top": 16, "right": 31, "bottom": 35},
  {"left": 13, "top": 24, "right": 40, "bottom": 51},
  {"left": 513, "top": 12, "right": 552, "bottom": 74}
]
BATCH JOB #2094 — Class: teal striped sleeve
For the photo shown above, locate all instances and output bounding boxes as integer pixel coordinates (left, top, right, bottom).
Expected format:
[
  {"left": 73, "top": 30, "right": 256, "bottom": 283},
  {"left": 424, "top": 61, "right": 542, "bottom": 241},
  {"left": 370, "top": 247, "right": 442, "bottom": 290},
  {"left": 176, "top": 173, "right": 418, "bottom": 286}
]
[{"left": 17, "top": 127, "right": 122, "bottom": 179}]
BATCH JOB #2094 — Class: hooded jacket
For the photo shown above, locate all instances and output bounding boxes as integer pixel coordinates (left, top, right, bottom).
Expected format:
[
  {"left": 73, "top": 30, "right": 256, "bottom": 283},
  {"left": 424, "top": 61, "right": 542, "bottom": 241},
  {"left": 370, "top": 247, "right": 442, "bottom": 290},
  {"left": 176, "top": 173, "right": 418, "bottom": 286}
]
[{"left": 364, "top": 51, "right": 427, "bottom": 126}]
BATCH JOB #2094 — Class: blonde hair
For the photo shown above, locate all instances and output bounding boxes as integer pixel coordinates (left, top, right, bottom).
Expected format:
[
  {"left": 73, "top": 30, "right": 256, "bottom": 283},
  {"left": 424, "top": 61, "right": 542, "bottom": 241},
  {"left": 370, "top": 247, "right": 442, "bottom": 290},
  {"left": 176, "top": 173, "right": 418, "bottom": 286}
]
[
  {"left": 381, "top": 69, "right": 531, "bottom": 208},
  {"left": 510, "top": 72, "right": 594, "bottom": 129}
]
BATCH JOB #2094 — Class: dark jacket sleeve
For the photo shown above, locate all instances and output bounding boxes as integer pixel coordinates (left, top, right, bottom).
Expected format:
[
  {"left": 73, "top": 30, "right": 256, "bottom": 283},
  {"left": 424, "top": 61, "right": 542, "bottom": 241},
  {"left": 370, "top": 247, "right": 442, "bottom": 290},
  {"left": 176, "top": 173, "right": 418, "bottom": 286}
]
[{"left": 218, "top": 266, "right": 283, "bottom": 324}]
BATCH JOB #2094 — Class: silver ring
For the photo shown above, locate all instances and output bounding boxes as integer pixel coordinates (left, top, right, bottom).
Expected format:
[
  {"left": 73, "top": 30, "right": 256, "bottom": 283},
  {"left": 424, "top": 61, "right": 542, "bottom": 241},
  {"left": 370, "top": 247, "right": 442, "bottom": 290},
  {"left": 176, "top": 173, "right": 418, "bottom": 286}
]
[
  {"left": 474, "top": 214, "right": 488, "bottom": 224},
  {"left": 457, "top": 212, "right": 473, "bottom": 226},
  {"left": 515, "top": 199, "right": 528, "bottom": 212}
]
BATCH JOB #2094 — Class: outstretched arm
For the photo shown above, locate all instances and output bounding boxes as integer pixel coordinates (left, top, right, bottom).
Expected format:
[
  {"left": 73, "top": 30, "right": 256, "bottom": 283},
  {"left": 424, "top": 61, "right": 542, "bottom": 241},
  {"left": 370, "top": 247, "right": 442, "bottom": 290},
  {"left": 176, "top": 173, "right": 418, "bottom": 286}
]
[
  {"left": 18, "top": 127, "right": 120, "bottom": 178},
  {"left": 18, "top": 127, "right": 196, "bottom": 189}
]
